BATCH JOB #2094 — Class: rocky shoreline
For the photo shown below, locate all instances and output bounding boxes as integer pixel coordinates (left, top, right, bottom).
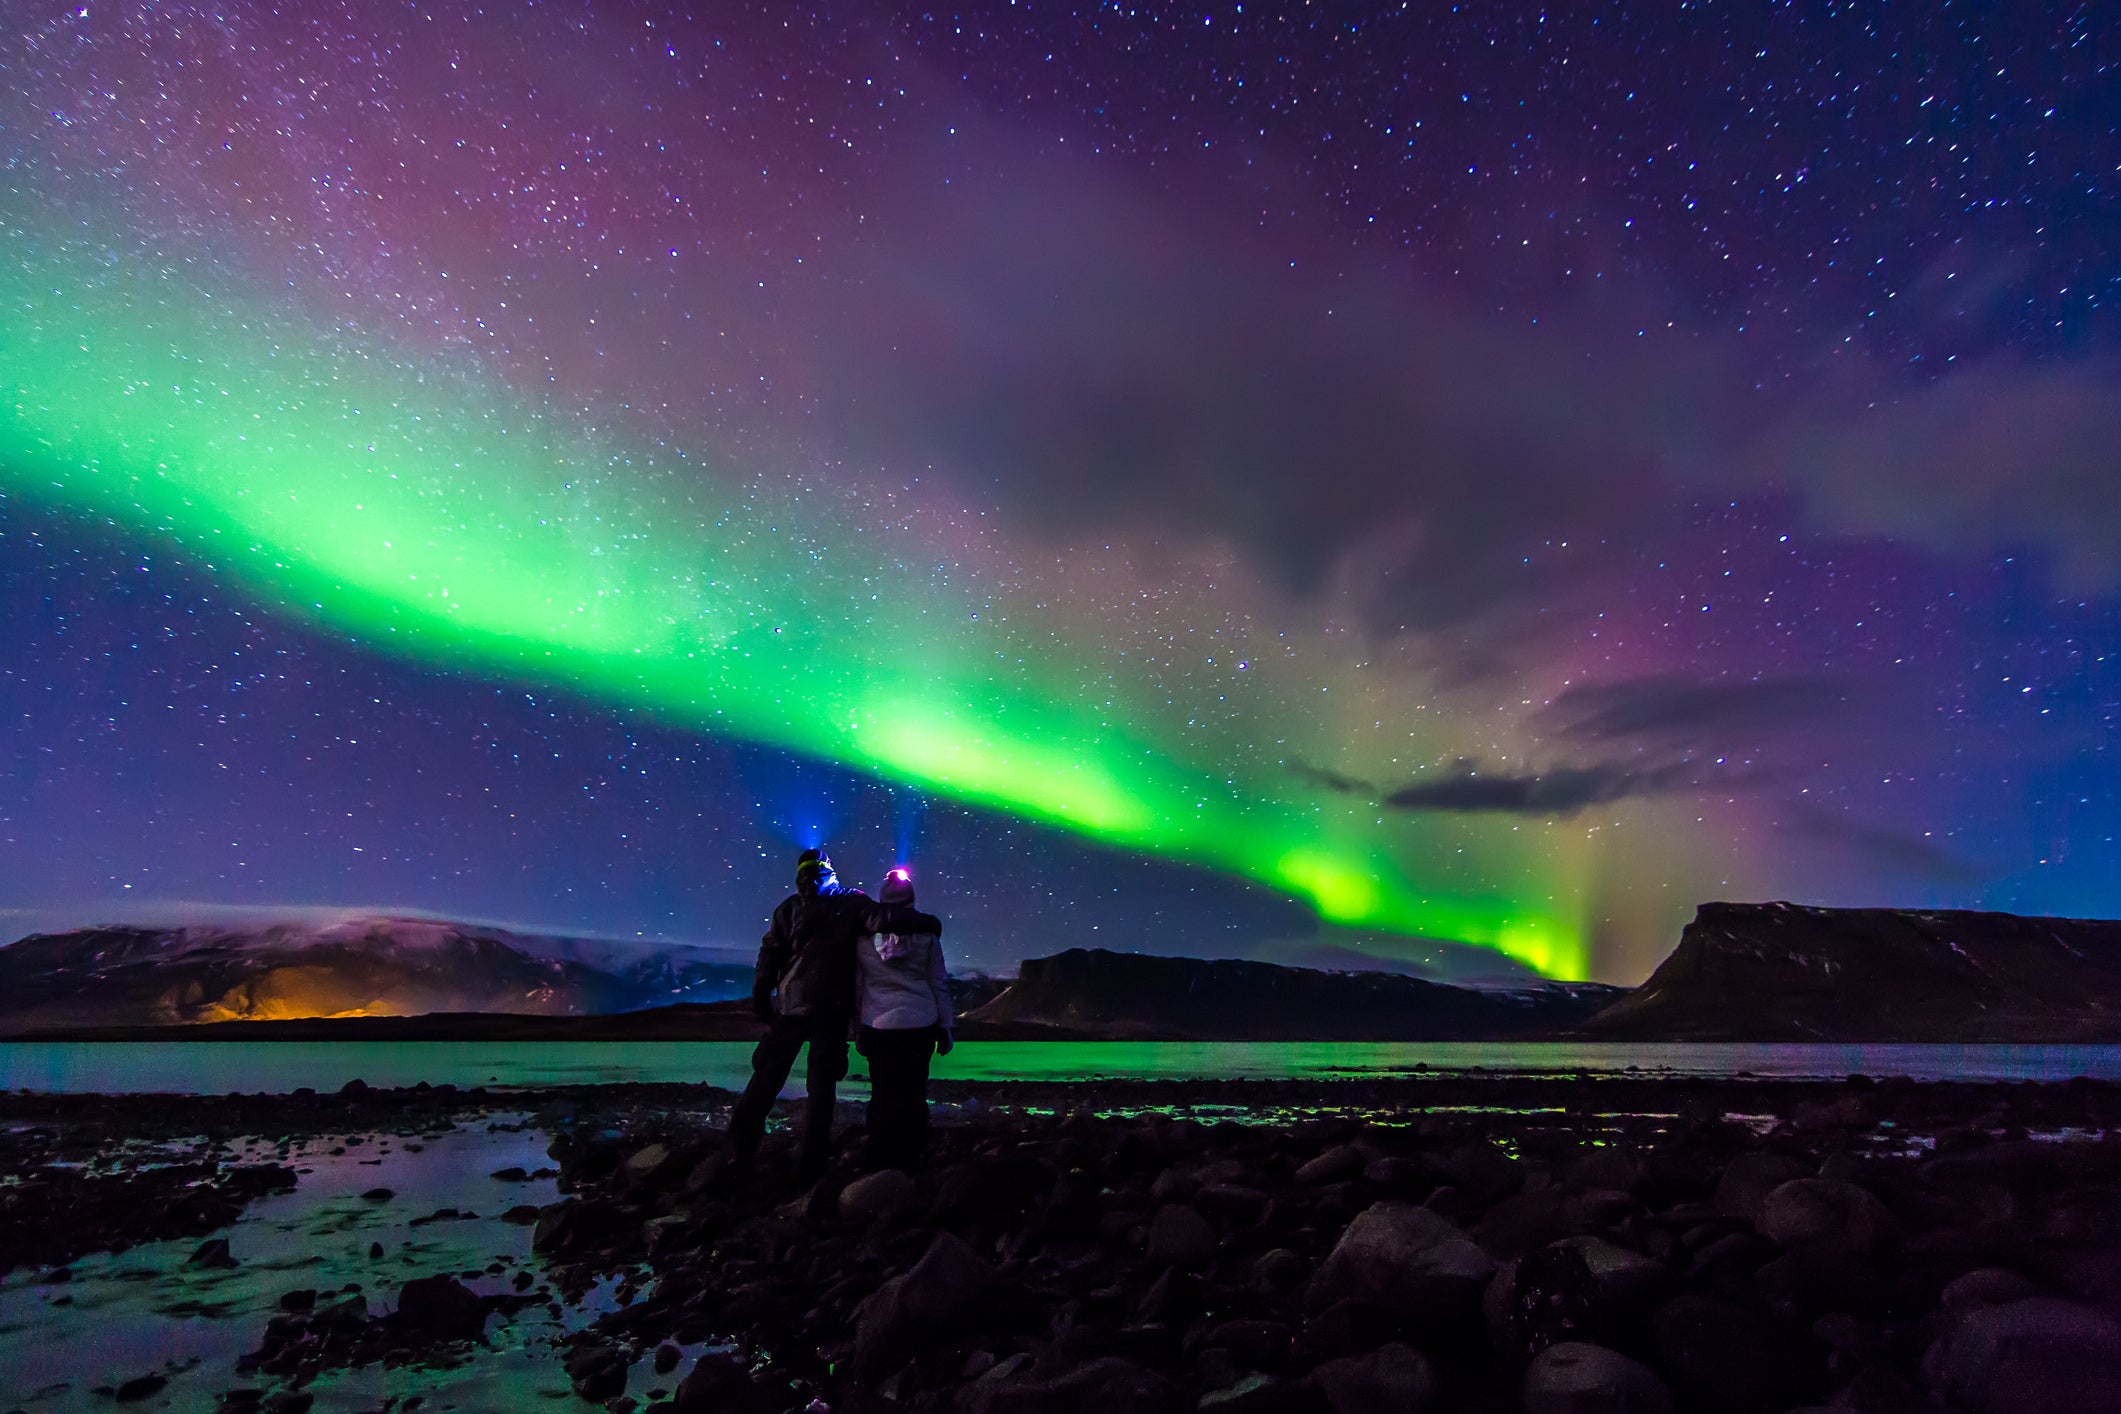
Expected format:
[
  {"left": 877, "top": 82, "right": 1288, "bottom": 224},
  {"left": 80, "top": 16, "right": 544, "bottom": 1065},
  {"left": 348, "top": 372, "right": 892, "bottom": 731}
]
[{"left": 6, "top": 1075, "right": 2121, "bottom": 1411}]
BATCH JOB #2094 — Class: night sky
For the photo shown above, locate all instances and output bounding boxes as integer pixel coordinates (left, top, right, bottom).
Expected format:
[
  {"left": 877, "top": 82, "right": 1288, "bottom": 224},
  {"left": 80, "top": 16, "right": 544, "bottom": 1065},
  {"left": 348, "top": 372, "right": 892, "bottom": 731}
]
[{"left": 4, "top": 1, "right": 2120, "bottom": 983}]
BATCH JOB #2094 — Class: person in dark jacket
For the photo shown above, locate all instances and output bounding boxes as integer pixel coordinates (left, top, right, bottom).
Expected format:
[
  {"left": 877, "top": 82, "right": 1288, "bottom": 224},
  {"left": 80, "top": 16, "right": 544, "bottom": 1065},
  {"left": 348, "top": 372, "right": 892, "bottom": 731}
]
[
  {"left": 854, "top": 867, "right": 952, "bottom": 1170},
  {"left": 726, "top": 848, "right": 870, "bottom": 1181}
]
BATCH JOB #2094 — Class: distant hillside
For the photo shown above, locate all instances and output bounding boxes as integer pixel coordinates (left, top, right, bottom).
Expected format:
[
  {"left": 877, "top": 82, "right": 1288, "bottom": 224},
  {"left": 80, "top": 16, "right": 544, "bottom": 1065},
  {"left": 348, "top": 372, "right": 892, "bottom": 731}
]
[
  {"left": 0, "top": 916, "right": 752, "bottom": 1031},
  {"left": 965, "top": 947, "right": 1625, "bottom": 1040},
  {"left": 1586, "top": 901, "right": 2121, "bottom": 1041}
]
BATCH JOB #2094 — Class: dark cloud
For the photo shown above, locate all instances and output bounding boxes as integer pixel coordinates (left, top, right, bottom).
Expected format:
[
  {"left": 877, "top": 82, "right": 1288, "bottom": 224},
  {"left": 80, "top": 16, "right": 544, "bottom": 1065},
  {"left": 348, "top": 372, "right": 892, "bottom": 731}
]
[
  {"left": 1538, "top": 675, "right": 1840, "bottom": 742},
  {"left": 1384, "top": 760, "right": 1705, "bottom": 815},
  {"left": 1287, "top": 760, "right": 1375, "bottom": 796}
]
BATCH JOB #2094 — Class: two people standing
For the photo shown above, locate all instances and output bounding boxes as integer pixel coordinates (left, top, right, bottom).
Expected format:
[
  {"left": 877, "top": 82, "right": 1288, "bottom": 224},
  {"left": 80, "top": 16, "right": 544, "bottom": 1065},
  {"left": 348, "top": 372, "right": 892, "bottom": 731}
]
[{"left": 726, "top": 849, "right": 953, "bottom": 1182}]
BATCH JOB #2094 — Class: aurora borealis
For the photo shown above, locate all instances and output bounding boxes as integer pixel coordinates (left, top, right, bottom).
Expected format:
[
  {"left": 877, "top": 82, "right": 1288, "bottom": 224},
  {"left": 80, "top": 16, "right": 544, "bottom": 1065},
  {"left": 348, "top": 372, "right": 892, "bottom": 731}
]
[{"left": 5, "top": 3, "right": 2121, "bottom": 982}]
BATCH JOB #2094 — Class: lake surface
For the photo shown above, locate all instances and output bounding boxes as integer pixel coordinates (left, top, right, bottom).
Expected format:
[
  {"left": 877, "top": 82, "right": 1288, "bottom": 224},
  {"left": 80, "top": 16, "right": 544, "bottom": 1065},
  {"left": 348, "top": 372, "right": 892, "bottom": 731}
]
[{"left": 4, "top": 1039, "right": 2121, "bottom": 1094}]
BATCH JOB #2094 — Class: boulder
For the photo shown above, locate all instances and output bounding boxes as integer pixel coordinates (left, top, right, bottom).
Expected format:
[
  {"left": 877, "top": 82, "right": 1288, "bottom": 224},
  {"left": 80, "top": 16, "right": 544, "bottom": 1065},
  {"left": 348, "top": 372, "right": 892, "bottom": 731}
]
[
  {"left": 566, "top": 1340, "right": 629, "bottom": 1402},
  {"left": 1196, "top": 1373, "right": 1303, "bottom": 1414},
  {"left": 1758, "top": 1179, "right": 1899, "bottom": 1259},
  {"left": 1298, "top": 1146, "right": 1366, "bottom": 1186},
  {"left": 1301, "top": 1299, "right": 1403, "bottom": 1361},
  {"left": 1941, "top": 1268, "right": 2044, "bottom": 1312},
  {"left": 1520, "top": 1341, "right": 1672, "bottom": 1414},
  {"left": 394, "top": 1275, "right": 488, "bottom": 1342},
  {"left": 1253, "top": 1248, "right": 1306, "bottom": 1292},
  {"left": 1714, "top": 1153, "right": 1809, "bottom": 1224},
  {"left": 1147, "top": 1204, "right": 1219, "bottom": 1269},
  {"left": 1921, "top": 1296, "right": 2121, "bottom": 1414},
  {"left": 621, "top": 1142, "right": 672, "bottom": 1185},
  {"left": 855, "top": 1231, "right": 1001, "bottom": 1370},
  {"left": 956, "top": 1356, "right": 1176, "bottom": 1414},
  {"left": 1304, "top": 1201, "right": 1494, "bottom": 1315},
  {"left": 1311, "top": 1342, "right": 1434, "bottom": 1414},
  {"left": 840, "top": 1169, "right": 918, "bottom": 1224},
  {"left": 675, "top": 1352, "right": 774, "bottom": 1413},
  {"left": 187, "top": 1237, "right": 238, "bottom": 1269}
]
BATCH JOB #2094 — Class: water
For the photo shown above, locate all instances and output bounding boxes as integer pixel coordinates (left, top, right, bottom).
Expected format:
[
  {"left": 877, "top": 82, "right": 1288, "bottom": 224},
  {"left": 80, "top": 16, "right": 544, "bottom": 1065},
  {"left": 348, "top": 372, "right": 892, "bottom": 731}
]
[
  {"left": 0, "top": 1119, "right": 709, "bottom": 1412},
  {"left": 3, "top": 1040, "right": 2120, "bottom": 1095}
]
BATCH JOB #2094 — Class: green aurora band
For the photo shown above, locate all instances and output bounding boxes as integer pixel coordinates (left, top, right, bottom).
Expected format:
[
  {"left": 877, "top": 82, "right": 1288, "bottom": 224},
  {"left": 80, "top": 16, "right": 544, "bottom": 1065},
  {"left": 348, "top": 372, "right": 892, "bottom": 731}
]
[{"left": 0, "top": 240, "right": 1587, "bottom": 977}]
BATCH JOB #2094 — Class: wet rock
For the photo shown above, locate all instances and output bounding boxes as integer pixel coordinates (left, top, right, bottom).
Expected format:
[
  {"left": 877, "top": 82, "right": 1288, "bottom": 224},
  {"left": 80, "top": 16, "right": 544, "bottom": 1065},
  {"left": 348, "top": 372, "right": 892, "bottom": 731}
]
[
  {"left": 855, "top": 1231, "right": 1002, "bottom": 1370},
  {"left": 566, "top": 1340, "right": 629, "bottom": 1401},
  {"left": 1496, "top": 1240, "right": 1599, "bottom": 1355},
  {"left": 310, "top": 1292, "right": 369, "bottom": 1330},
  {"left": 1196, "top": 1372, "right": 1307, "bottom": 1414},
  {"left": 1304, "top": 1200, "right": 1494, "bottom": 1316},
  {"left": 490, "top": 1166, "right": 529, "bottom": 1182},
  {"left": 394, "top": 1275, "right": 487, "bottom": 1342},
  {"left": 1921, "top": 1296, "right": 2121, "bottom": 1414},
  {"left": 360, "top": 1187, "right": 395, "bottom": 1203},
  {"left": 263, "top": 1392, "right": 313, "bottom": 1414},
  {"left": 499, "top": 1203, "right": 541, "bottom": 1225},
  {"left": 840, "top": 1169, "right": 918, "bottom": 1224},
  {"left": 1758, "top": 1179, "right": 1899, "bottom": 1260},
  {"left": 1520, "top": 1341, "right": 1671, "bottom": 1414},
  {"left": 957, "top": 1355, "right": 1176, "bottom": 1414},
  {"left": 188, "top": 1237, "right": 238, "bottom": 1268},
  {"left": 1310, "top": 1342, "right": 1433, "bottom": 1414},
  {"left": 654, "top": 1342, "right": 681, "bottom": 1374},
  {"left": 1147, "top": 1204, "right": 1219, "bottom": 1269},
  {"left": 278, "top": 1289, "right": 316, "bottom": 1313},
  {"left": 114, "top": 1374, "right": 168, "bottom": 1402}
]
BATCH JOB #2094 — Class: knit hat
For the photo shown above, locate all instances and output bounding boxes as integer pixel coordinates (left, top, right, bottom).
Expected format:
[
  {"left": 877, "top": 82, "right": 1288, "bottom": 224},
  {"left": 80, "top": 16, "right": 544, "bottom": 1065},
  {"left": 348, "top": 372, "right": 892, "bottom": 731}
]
[
  {"left": 879, "top": 867, "right": 915, "bottom": 906},
  {"left": 795, "top": 849, "right": 833, "bottom": 892}
]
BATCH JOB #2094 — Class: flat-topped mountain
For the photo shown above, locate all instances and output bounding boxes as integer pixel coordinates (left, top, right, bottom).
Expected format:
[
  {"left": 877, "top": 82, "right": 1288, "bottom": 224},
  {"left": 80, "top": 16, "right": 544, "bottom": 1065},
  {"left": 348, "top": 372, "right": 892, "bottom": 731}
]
[
  {"left": 964, "top": 947, "right": 1625, "bottom": 1040},
  {"left": 1586, "top": 900, "right": 2121, "bottom": 1041},
  {"left": 0, "top": 916, "right": 752, "bottom": 1032}
]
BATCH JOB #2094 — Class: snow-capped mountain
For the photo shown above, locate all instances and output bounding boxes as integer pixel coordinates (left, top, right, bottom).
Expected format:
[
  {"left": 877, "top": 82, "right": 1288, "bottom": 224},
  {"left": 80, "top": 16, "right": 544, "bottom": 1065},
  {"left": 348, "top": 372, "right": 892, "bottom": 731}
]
[{"left": 0, "top": 915, "right": 754, "bottom": 1032}]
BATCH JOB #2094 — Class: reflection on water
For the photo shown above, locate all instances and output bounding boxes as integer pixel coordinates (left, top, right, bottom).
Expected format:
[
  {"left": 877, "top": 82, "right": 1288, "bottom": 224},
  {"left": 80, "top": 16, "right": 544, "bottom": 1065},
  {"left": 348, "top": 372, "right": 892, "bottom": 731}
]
[
  {"left": 1, "top": 1039, "right": 2119, "bottom": 1095},
  {"left": 0, "top": 1121, "right": 704, "bottom": 1412}
]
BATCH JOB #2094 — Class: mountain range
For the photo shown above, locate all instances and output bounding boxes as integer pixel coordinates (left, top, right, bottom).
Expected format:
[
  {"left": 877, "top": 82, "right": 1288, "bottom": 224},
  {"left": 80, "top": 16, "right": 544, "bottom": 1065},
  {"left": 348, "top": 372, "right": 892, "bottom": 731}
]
[
  {"left": 9, "top": 900, "right": 2121, "bottom": 1041},
  {"left": 0, "top": 915, "right": 753, "bottom": 1032}
]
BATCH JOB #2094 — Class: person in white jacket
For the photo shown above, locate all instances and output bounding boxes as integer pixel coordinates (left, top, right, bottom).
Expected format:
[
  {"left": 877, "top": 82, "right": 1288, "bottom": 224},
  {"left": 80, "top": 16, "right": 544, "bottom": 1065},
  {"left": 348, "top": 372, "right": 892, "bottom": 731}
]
[{"left": 854, "top": 867, "right": 952, "bottom": 1169}]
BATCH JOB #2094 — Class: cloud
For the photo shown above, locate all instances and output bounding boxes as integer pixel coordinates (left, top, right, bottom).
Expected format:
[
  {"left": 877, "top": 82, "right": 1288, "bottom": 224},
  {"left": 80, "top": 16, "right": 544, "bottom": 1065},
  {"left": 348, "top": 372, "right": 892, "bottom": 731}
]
[
  {"left": 1288, "top": 760, "right": 1376, "bottom": 795},
  {"left": 824, "top": 137, "right": 2121, "bottom": 638},
  {"left": 1384, "top": 759, "right": 1707, "bottom": 815},
  {"left": 823, "top": 147, "right": 1711, "bottom": 633},
  {"left": 1538, "top": 675, "right": 1841, "bottom": 742}
]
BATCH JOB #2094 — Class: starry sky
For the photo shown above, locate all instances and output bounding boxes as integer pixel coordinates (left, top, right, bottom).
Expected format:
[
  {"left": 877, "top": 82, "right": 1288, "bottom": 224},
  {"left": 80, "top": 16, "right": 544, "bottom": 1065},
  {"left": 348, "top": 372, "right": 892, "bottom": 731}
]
[{"left": 4, "top": 1, "right": 2120, "bottom": 984}]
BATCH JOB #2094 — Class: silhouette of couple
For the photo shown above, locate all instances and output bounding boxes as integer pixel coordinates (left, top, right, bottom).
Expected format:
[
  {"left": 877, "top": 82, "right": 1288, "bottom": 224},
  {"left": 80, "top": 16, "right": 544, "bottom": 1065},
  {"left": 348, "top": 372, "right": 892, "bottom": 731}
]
[{"left": 726, "top": 849, "right": 952, "bottom": 1182}]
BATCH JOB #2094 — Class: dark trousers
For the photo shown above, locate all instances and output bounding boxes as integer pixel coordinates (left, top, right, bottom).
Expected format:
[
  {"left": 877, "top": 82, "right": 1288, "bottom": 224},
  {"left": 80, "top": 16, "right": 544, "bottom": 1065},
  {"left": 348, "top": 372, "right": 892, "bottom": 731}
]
[
  {"left": 859, "top": 1026, "right": 937, "bottom": 1170},
  {"left": 727, "top": 1011, "right": 849, "bottom": 1174}
]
